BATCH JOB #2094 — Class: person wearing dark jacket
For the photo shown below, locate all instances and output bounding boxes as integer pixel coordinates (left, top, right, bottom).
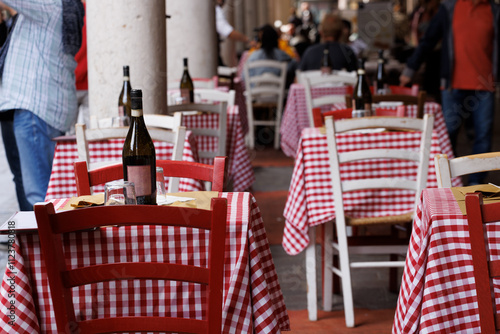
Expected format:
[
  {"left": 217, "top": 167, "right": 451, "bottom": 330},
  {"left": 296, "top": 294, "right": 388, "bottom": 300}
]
[
  {"left": 298, "top": 13, "right": 357, "bottom": 72},
  {"left": 400, "top": 0, "right": 500, "bottom": 184}
]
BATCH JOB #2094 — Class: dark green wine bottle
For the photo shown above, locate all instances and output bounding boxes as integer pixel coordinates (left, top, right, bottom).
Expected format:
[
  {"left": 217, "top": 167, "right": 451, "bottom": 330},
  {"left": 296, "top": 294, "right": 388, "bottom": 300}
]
[
  {"left": 352, "top": 58, "right": 372, "bottom": 117},
  {"left": 118, "top": 65, "right": 132, "bottom": 125},
  {"left": 375, "top": 50, "right": 388, "bottom": 95},
  {"left": 320, "top": 45, "right": 332, "bottom": 75},
  {"left": 180, "top": 57, "right": 194, "bottom": 103},
  {"left": 122, "top": 89, "right": 157, "bottom": 205}
]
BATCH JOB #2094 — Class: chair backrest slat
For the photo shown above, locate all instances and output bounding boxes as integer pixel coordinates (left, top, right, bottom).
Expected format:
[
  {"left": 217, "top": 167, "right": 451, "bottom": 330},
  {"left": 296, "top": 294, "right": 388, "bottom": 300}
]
[{"left": 74, "top": 157, "right": 227, "bottom": 196}]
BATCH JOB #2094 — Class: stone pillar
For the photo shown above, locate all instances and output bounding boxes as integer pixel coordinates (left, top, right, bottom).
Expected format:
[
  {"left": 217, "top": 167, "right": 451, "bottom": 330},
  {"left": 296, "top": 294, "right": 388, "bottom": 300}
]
[
  {"left": 234, "top": 0, "right": 246, "bottom": 55},
  {"left": 166, "top": 0, "right": 217, "bottom": 80},
  {"left": 87, "top": 0, "right": 166, "bottom": 118}
]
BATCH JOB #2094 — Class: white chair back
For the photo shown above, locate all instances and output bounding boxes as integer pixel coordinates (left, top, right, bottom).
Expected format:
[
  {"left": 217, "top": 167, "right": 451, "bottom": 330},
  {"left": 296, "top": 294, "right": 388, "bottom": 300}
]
[
  {"left": 243, "top": 59, "right": 287, "bottom": 150},
  {"left": 303, "top": 73, "right": 357, "bottom": 127},
  {"left": 434, "top": 152, "right": 500, "bottom": 187}
]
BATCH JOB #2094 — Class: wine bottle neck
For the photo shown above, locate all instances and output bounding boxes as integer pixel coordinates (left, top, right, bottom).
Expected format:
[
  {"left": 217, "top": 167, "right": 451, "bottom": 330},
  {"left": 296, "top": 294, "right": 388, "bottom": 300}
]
[{"left": 123, "top": 76, "right": 130, "bottom": 81}]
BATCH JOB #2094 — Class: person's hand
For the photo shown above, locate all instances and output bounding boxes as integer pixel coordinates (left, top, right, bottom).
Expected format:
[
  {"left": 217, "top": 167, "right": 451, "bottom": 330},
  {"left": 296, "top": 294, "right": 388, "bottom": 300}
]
[
  {"left": 248, "top": 39, "right": 258, "bottom": 49},
  {"left": 399, "top": 74, "right": 411, "bottom": 87}
]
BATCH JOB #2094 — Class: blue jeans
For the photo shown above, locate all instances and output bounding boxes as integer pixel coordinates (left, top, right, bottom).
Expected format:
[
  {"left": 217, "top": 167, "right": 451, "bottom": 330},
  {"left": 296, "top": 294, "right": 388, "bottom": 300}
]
[
  {"left": 441, "top": 89, "right": 495, "bottom": 184},
  {"left": 13, "top": 110, "right": 63, "bottom": 206},
  {"left": 0, "top": 114, "right": 31, "bottom": 211}
]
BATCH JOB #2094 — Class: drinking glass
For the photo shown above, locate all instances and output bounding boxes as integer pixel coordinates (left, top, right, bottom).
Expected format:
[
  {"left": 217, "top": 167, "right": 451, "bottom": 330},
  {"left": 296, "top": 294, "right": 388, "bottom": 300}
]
[
  {"left": 104, "top": 180, "right": 137, "bottom": 205},
  {"left": 156, "top": 167, "right": 167, "bottom": 202}
]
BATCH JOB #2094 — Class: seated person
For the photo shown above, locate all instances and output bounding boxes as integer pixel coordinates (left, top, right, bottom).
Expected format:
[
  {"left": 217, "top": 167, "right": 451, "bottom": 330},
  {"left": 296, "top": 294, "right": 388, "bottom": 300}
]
[
  {"left": 298, "top": 13, "right": 358, "bottom": 72},
  {"left": 243, "top": 24, "right": 295, "bottom": 87}
]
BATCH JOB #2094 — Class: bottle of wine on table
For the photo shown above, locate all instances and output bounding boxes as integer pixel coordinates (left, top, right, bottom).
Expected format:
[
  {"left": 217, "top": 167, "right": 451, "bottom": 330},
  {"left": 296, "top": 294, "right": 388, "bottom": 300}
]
[
  {"left": 320, "top": 45, "right": 332, "bottom": 75},
  {"left": 118, "top": 65, "right": 132, "bottom": 126},
  {"left": 180, "top": 57, "right": 194, "bottom": 103},
  {"left": 352, "top": 58, "right": 372, "bottom": 118},
  {"left": 375, "top": 50, "right": 388, "bottom": 95},
  {"left": 122, "top": 89, "right": 157, "bottom": 205}
]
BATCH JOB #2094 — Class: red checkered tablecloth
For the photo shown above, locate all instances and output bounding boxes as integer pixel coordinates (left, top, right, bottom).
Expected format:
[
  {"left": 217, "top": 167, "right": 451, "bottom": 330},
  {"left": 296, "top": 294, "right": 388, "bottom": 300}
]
[
  {"left": 282, "top": 128, "right": 463, "bottom": 255},
  {"left": 0, "top": 193, "right": 290, "bottom": 333},
  {"left": 45, "top": 132, "right": 203, "bottom": 200},
  {"left": 181, "top": 106, "right": 254, "bottom": 191},
  {"left": 279, "top": 83, "right": 453, "bottom": 161},
  {"left": 393, "top": 187, "right": 500, "bottom": 333}
]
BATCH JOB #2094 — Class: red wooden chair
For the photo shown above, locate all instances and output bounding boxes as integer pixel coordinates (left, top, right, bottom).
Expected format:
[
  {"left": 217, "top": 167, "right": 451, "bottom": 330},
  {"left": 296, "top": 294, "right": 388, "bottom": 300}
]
[
  {"left": 34, "top": 198, "right": 227, "bottom": 334},
  {"left": 465, "top": 192, "right": 500, "bottom": 334},
  {"left": 74, "top": 156, "right": 227, "bottom": 196},
  {"left": 388, "top": 84, "right": 419, "bottom": 96},
  {"left": 312, "top": 107, "right": 353, "bottom": 127},
  {"left": 374, "top": 105, "right": 406, "bottom": 117}
]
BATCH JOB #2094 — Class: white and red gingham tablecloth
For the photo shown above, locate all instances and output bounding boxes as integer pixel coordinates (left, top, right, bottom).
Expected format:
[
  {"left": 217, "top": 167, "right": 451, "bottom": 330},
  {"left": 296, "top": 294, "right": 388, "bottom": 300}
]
[
  {"left": 0, "top": 192, "right": 290, "bottom": 333},
  {"left": 282, "top": 127, "right": 462, "bottom": 255},
  {"left": 279, "top": 83, "right": 453, "bottom": 160},
  {"left": 45, "top": 132, "right": 203, "bottom": 200},
  {"left": 393, "top": 187, "right": 500, "bottom": 333},
  {"left": 180, "top": 106, "right": 254, "bottom": 191}
]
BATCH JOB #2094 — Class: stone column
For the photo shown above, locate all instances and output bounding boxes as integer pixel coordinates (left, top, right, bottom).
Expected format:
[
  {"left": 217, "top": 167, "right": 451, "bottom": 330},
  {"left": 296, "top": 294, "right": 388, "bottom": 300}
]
[
  {"left": 166, "top": 0, "right": 217, "bottom": 80},
  {"left": 244, "top": 0, "right": 257, "bottom": 39},
  {"left": 87, "top": 0, "right": 167, "bottom": 118}
]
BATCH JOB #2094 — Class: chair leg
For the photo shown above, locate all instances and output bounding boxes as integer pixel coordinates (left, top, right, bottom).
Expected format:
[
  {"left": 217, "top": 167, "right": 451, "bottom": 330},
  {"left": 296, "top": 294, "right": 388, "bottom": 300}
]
[
  {"left": 334, "top": 218, "right": 355, "bottom": 327},
  {"left": 323, "top": 221, "right": 333, "bottom": 312},
  {"left": 389, "top": 255, "right": 399, "bottom": 293},
  {"left": 306, "top": 226, "right": 318, "bottom": 321},
  {"left": 274, "top": 107, "right": 281, "bottom": 150}
]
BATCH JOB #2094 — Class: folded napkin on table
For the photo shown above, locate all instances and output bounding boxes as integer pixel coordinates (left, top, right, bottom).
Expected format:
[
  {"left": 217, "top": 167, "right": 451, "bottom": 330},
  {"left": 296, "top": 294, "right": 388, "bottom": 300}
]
[
  {"left": 159, "top": 191, "right": 219, "bottom": 210},
  {"left": 451, "top": 183, "right": 500, "bottom": 215},
  {"left": 61, "top": 193, "right": 105, "bottom": 211}
]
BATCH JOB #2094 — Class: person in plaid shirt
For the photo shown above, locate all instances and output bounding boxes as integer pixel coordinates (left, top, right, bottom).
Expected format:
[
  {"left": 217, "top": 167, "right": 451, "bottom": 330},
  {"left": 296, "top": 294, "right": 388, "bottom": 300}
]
[{"left": 0, "top": 0, "right": 83, "bottom": 207}]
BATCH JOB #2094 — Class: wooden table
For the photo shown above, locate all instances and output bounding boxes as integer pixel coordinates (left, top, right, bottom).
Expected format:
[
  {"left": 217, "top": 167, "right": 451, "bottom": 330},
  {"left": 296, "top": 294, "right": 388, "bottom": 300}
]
[
  {"left": 393, "top": 187, "right": 498, "bottom": 333},
  {"left": 0, "top": 193, "right": 290, "bottom": 333}
]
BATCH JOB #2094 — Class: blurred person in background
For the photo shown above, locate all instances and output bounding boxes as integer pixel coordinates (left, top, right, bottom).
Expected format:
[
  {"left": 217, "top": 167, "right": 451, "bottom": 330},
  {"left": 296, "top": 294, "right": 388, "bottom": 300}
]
[
  {"left": 0, "top": 1, "right": 29, "bottom": 210},
  {"left": 400, "top": 0, "right": 499, "bottom": 185},
  {"left": 298, "top": 13, "right": 358, "bottom": 72},
  {"left": 243, "top": 24, "right": 294, "bottom": 87},
  {"left": 216, "top": 0, "right": 254, "bottom": 66},
  {"left": 340, "top": 18, "right": 367, "bottom": 58},
  {"left": 74, "top": 0, "right": 88, "bottom": 131},
  {"left": 409, "top": 0, "right": 441, "bottom": 102},
  {"left": 0, "top": 0, "right": 84, "bottom": 207}
]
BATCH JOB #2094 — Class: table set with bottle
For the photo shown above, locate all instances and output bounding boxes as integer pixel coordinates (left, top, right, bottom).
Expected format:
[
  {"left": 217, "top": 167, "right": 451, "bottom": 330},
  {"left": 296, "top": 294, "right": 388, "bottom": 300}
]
[
  {"left": 0, "top": 88, "right": 289, "bottom": 333},
  {"left": 280, "top": 54, "right": 452, "bottom": 160}
]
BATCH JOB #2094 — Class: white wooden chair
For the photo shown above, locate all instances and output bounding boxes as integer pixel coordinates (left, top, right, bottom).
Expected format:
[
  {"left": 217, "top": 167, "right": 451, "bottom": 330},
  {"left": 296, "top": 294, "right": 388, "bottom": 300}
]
[
  {"left": 167, "top": 102, "right": 227, "bottom": 160},
  {"left": 75, "top": 122, "right": 186, "bottom": 191},
  {"left": 243, "top": 59, "right": 287, "bottom": 150},
  {"left": 306, "top": 114, "right": 434, "bottom": 327},
  {"left": 167, "top": 77, "right": 217, "bottom": 90},
  {"left": 195, "top": 88, "right": 235, "bottom": 107},
  {"left": 434, "top": 152, "right": 500, "bottom": 187},
  {"left": 303, "top": 73, "right": 357, "bottom": 127}
]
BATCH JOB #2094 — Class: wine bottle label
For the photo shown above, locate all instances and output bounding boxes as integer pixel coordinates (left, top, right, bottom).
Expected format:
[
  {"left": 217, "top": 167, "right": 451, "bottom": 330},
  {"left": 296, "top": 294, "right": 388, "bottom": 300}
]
[
  {"left": 127, "top": 165, "right": 152, "bottom": 196},
  {"left": 357, "top": 69, "right": 366, "bottom": 75},
  {"left": 351, "top": 109, "right": 371, "bottom": 118},
  {"left": 320, "top": 66, "right": 332, "bottom": 75},
  {"left": 118, "top": 105, "right": 125, "bottom": 117},
  {"left": 180, "top": 88, "right": 191, "bottom": 103},
  {"left": 131, "top": 109, "right": 143, "bottom": 117}
]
